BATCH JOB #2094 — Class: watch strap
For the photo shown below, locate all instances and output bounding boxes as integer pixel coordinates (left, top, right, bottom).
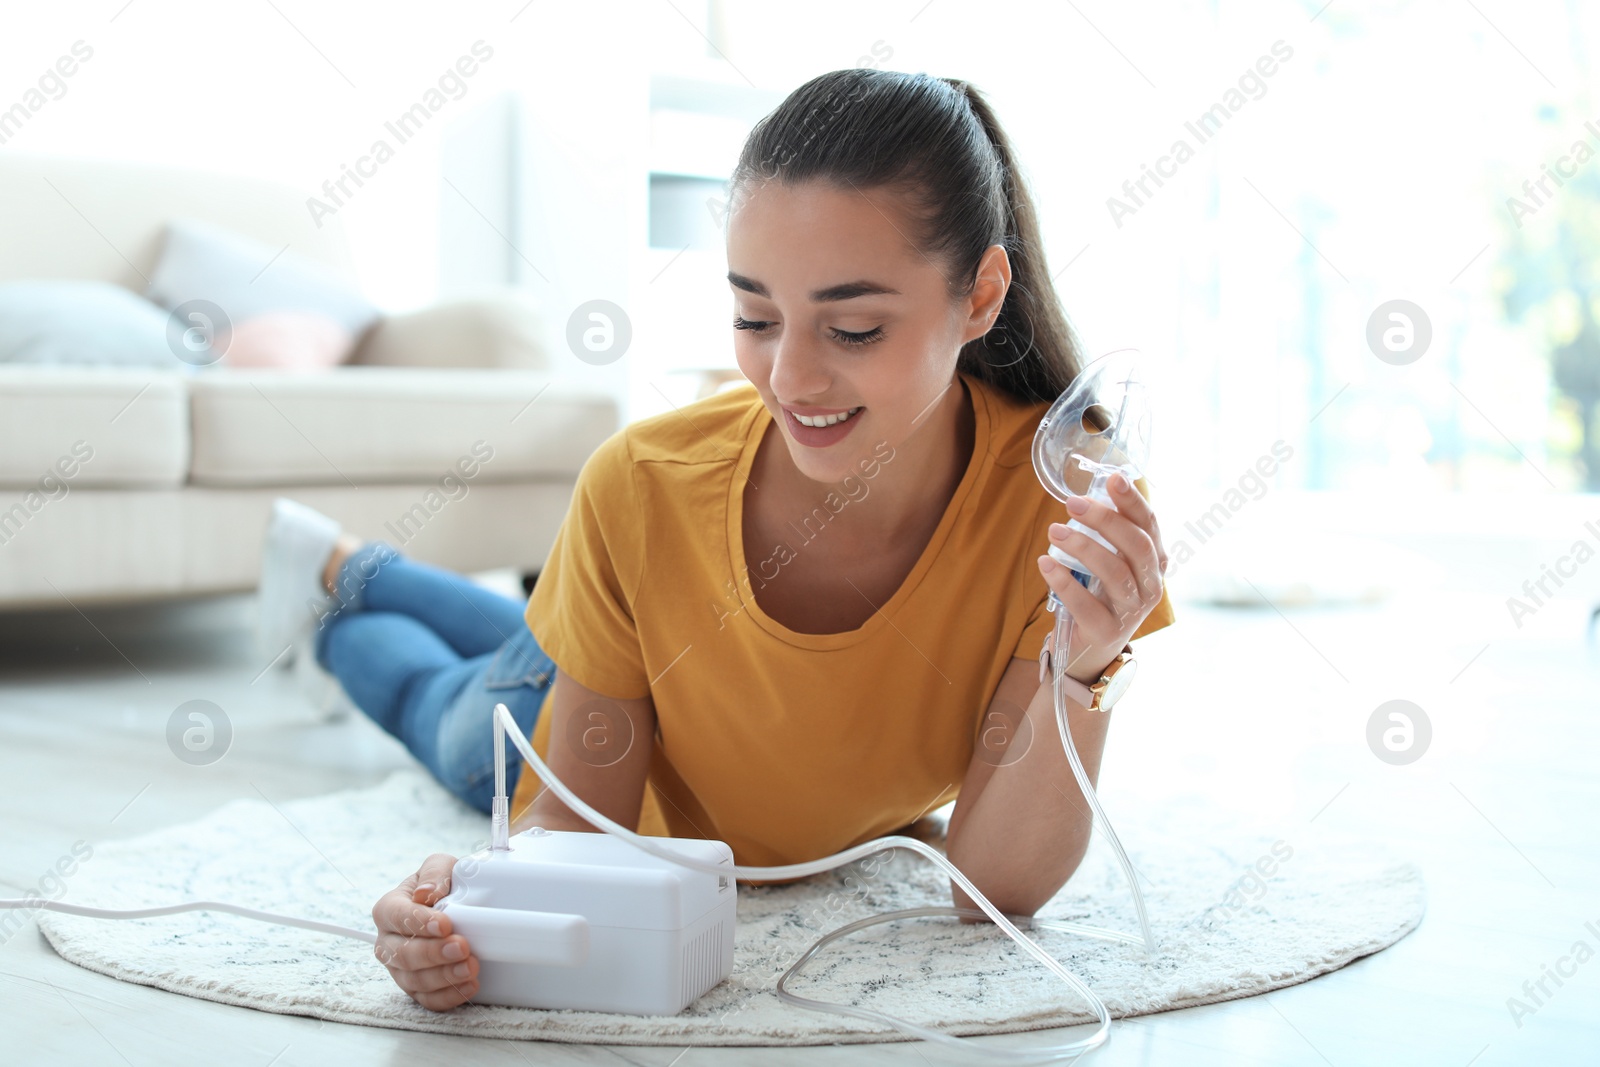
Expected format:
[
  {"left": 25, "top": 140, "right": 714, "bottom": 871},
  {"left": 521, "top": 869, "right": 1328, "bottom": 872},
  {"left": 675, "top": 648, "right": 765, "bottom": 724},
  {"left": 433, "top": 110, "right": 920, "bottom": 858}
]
[
  {"left": 1057, "top": 668, "right": 1098, "bottom": 710},
  {"left": 1039, "top": 639, "right": 1134, "bottom": 712}
]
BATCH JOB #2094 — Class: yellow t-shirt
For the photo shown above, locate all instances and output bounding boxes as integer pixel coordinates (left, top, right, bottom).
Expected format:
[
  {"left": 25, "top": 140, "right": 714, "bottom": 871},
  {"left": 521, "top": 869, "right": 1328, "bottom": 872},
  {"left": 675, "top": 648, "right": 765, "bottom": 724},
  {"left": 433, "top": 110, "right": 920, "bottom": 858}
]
[{"left": 512, "top": 368, "right": 1175, "bottom": 865}]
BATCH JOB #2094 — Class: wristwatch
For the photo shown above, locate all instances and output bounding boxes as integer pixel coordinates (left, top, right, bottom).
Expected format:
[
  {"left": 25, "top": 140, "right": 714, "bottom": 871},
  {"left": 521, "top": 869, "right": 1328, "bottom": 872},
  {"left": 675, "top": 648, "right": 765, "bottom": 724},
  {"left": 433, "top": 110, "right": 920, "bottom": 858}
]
[{"left": 1038, "top": 638, "right": 1137, "bottom": 713}]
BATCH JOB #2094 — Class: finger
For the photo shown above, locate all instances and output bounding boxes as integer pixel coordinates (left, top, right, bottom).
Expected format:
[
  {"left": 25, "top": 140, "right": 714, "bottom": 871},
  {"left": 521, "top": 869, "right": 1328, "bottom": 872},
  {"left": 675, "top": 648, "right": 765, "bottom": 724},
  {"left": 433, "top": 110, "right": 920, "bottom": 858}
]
[
  {"left": 375, "top": 930, "right": 471, "bottom": 972},
  {"left": 411, "top": 853, "right": 459, "bottom": 906},
  {"left": 391, "top": 956, "right": 480, "bottom": 996},
  {"left": 373, "top": 889, "right": 454, "bottom": 941},
  {"left": 1048, "top": 523, "right": 1141, "bottom": 618},
  {"left": 413, "top": 978, "right": 479, "bottom": 1013},
  {"left": 1063, "top": 497, "right": 1160, "bottom": 600},
  {"left": 374, "top": 854, "right": 457, "bottom": 933},
  {"left": 1037, "top": 554, "right": 1113, "bottom": 640},
  {"left": 1108, "top": 472, "right": 1155, "bottom": 525},
  {"left": 1110, "top": 475, "right": 1169, "bottom": 586}
]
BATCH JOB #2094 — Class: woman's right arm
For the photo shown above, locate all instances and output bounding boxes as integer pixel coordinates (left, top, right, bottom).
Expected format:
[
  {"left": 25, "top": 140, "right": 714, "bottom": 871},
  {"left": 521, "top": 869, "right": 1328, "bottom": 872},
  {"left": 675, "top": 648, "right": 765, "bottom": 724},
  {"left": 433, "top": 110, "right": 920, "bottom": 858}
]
[{"left": 372, "top": 667, "right": 656, "bottom": 1010}]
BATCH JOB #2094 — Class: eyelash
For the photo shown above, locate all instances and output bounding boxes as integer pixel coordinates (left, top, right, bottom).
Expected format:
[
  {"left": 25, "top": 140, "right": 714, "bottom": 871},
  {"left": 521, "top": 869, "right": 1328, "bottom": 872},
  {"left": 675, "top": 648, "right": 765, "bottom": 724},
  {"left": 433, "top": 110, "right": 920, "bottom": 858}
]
[{"left": 732, "top": 315, "right": 884, "bottom": 347}]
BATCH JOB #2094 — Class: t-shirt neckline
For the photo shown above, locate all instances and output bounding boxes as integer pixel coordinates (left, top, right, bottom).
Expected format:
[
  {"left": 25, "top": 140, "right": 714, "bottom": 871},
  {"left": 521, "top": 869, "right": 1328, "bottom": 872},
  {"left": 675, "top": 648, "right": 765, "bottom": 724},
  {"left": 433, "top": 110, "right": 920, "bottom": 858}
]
[{"left": 725, "top": 370, "right": 993, "bottom": 651}]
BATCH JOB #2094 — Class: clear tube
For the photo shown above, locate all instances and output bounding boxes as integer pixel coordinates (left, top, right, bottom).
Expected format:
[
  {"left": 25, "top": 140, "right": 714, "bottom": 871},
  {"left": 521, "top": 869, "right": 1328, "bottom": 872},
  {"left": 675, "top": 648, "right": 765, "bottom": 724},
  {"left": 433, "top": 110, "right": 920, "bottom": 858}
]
[
  {"left": 1048, "top": 592, "right": 1158, "bottom": 954},
  {"left": 0, "top": 898, "right": 376, "bottom": 944},
  {"left": 495, "top": 699, "right": 1155, "bottom": 1064}
]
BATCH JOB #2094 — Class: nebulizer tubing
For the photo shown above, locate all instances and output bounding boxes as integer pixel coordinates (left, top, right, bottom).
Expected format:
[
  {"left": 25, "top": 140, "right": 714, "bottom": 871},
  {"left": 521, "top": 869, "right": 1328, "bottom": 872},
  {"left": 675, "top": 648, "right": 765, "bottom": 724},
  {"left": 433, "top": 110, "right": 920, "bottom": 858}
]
[
  {"left": 496, "top": 704, "right": 1117, "bottom": 1062},
  {"left": 492, "top": 348, "right": 1162, "bottom": 1064},
  {"left": 1044, "top": 595, "right": 1158, "bottom": 956}
]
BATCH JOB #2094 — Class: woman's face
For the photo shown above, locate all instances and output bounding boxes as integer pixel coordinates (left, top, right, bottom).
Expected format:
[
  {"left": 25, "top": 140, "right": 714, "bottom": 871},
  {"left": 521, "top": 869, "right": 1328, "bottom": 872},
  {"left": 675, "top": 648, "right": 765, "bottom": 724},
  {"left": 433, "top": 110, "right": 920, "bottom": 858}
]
[{"left": 726, "top": 179, "right": 1008, "bottom": 486}]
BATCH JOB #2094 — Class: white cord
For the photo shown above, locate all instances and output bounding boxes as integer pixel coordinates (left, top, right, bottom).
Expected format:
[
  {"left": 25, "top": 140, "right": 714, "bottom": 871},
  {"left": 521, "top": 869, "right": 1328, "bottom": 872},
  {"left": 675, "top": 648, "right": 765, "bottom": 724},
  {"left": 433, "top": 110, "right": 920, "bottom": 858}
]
[
  {"left": 0, "top": 898, "right": 376, "bottom": 944},
  {"left": 493, "top": 599, "right": 1159, "bottom": 1067}
]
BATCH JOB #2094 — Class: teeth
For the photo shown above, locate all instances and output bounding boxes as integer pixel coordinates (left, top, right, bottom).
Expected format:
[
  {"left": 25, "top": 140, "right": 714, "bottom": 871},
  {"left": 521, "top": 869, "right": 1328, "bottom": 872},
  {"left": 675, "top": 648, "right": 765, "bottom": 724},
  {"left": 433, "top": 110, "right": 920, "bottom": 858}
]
[{"left": 793, "top": 407, "right": 861, "bottom": 428}]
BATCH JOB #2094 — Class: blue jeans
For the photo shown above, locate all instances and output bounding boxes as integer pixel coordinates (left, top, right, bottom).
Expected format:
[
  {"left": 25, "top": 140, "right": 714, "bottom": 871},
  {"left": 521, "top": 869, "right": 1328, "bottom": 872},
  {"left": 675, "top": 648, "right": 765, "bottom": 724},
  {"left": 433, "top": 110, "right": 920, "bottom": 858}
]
[{"left": 313, "top": 542, "right": 553, "bottom": 814}]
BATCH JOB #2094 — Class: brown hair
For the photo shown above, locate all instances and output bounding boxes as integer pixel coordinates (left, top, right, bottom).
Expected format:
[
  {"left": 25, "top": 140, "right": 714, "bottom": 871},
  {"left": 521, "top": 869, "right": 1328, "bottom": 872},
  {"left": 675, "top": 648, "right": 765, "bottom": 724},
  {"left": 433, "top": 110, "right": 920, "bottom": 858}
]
[{"left": 731, "top": 69, "right": 1086, "bottom": 405}]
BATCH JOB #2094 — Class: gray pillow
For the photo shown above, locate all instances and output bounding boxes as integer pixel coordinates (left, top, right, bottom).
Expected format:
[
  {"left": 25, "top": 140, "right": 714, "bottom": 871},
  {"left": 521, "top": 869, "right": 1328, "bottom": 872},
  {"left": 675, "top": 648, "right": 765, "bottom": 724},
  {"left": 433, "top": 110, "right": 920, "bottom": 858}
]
[
  {"left": 144, "top": 218, "right": 379, "bottom": 337},
  {"left": 0, "top": 280, "right": 176, "bottom": 366}
]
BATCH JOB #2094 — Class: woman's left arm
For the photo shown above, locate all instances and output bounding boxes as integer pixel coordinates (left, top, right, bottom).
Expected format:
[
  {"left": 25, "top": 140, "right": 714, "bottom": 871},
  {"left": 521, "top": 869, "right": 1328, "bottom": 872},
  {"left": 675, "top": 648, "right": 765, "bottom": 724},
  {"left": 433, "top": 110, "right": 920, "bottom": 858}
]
[{"left": 945, "top": 473, "right": 1169, "bottom": 917}]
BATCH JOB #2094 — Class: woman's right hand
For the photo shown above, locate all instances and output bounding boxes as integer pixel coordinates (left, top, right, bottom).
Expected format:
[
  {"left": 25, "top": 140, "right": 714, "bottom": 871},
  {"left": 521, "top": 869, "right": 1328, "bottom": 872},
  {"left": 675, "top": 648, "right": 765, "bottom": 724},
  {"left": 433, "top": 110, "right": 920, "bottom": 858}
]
[{"left": 371, "top": 853, "right": 480, "bottom": 1011}]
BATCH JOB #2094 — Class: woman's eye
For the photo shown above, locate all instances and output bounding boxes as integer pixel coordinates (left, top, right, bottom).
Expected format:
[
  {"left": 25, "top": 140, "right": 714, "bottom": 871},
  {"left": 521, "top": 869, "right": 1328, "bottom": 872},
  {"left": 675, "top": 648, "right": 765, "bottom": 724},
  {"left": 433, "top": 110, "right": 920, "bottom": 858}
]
[
  {"left": 831, "top": 326, "right": 884, "bottom": 347},
  {"left": 732, "top": 316, "right": 884, "bottom": 347}
]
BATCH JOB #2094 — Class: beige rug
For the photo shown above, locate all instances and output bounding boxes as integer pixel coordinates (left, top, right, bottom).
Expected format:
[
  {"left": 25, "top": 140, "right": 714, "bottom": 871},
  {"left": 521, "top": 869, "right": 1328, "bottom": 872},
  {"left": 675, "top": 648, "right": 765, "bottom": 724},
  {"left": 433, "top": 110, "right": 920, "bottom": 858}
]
[{"left": 29, "top": 769, "right": 1424, "bottom": 1046}]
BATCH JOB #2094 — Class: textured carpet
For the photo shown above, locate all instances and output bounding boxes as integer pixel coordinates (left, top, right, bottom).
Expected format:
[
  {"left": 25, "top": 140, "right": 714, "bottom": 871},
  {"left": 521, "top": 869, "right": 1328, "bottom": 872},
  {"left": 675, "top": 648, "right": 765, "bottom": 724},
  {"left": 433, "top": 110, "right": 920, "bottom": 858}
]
[{"left": 33, "top": 769, "right": 1425, "bottom": 1046}]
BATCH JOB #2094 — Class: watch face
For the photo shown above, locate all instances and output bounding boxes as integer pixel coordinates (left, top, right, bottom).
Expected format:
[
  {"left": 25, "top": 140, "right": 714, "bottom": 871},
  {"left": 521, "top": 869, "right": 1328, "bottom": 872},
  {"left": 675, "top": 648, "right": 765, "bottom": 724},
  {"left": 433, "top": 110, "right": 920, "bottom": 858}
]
[{"left": 1100, "top": 657, "right": 1138, "bottom": 710}]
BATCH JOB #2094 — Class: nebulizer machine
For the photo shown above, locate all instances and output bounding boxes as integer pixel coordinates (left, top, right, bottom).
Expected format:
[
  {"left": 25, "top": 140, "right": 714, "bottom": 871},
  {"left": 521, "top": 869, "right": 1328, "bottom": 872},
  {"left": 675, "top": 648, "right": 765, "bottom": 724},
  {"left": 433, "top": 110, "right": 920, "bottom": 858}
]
[{"left": 3, "top": 350, "right": 1160, "bottom": 1062}]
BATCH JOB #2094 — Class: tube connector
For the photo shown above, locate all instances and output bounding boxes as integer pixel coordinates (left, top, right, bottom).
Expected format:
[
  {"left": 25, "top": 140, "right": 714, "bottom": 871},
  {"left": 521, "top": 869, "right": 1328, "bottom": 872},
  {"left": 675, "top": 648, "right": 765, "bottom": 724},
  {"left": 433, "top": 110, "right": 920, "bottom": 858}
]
[
  {"left": 491, "top": 795, "right": 510, "bottom": 852},
  {"left": 491, "top": 702, "right": 510, "bottom": 852}
]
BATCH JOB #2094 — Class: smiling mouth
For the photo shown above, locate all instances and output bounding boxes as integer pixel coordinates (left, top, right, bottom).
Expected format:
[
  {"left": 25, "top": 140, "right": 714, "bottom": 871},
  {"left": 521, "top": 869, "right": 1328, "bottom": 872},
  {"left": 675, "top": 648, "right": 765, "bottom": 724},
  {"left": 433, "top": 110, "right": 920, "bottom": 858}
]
[{"left": 786, "top": 406, "right": 863, "bottom": 428}]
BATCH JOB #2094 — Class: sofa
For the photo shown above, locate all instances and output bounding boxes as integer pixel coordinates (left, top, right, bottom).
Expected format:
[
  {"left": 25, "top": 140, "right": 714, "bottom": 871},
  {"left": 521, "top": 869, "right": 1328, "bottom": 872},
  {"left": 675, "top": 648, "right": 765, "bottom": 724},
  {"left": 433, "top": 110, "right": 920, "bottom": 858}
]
[{"left": 0, "top": 153, "right": 619, "bottom": 609}]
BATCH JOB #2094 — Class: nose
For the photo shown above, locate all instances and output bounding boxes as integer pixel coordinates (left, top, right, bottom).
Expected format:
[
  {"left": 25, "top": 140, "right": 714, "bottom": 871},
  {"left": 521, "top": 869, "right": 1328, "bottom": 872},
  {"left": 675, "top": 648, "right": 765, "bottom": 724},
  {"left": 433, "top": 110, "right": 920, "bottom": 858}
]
[{"left": 768, "top": 330, "right": 832, "bottom": 405}]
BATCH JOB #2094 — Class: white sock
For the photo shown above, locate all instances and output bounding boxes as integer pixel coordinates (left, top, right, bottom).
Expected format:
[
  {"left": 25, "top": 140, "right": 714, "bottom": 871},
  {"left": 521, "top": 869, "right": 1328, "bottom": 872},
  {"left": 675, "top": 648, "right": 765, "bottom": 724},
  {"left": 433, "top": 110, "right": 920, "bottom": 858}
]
[{"left": 256, "top": 498, "right": 341, "bottom": 661}]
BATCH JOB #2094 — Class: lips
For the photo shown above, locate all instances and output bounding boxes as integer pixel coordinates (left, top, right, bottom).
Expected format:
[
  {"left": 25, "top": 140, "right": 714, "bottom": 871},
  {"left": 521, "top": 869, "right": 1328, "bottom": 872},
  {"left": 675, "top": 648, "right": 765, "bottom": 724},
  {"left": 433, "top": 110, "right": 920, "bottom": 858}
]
[
  {"left": 781, "top": 404, "right": 865, "bottom": 448},
  {"left": 787, "top": 406, "right": 863, "bottom": 428}
]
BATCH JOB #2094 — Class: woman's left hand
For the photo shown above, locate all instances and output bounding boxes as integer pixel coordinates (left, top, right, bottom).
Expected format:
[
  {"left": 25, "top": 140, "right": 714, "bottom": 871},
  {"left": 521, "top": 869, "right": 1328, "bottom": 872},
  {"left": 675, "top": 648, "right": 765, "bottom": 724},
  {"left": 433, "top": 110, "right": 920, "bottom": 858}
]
[{"left": 1036, "top": 472, "right": 1169, "bottom": 685}]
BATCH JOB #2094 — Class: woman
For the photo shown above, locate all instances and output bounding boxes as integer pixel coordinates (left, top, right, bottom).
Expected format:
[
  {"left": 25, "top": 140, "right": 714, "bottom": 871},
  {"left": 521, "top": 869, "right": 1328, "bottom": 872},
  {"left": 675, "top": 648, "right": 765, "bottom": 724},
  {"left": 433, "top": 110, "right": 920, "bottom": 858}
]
[{"left": 356, "top": 69, "right": 1175, "bottom": 1011}]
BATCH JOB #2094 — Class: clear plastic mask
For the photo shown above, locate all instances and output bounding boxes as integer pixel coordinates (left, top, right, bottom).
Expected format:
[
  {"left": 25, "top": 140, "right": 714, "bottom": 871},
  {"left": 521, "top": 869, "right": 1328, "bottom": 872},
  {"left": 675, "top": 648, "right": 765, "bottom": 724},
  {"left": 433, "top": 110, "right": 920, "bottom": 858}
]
[
  {"left": 1031, "top": 348, "right": 1154, "bottom": 584},
  {"left": 1031, "top": 348, "right": 1153, "bottom": 505}
]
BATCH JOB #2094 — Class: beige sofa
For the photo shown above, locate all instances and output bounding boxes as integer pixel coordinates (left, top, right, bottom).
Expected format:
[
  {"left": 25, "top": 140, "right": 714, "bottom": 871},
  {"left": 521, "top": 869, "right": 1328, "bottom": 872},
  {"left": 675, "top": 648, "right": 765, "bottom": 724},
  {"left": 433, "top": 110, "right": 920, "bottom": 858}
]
[{"left": 0, "top": 154, "right": 618, "bottom": 609}]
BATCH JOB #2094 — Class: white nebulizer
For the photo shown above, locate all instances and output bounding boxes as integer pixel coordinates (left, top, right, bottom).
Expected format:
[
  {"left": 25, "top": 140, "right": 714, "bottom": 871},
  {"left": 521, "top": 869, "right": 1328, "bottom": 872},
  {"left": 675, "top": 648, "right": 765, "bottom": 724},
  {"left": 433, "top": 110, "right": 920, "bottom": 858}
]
[
  {"left": 434, "top": 693, "right": 737, "bottom": 1015},
  {"left": 2, "top": 350, "right": 1163, "bottom": 1064},
  {"left": 436, "top": 824, "right": 737, "bottom": 1015}
]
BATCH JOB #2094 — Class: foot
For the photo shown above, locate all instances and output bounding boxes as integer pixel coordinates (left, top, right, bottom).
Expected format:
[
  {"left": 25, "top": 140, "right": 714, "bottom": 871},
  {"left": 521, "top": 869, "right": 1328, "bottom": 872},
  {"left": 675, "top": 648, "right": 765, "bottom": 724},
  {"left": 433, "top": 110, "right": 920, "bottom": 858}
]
[
  {"left": 257, "top": 499, "right": 342, "bottom": 661},
  {"left": 322, "top": 533, "right": 364, "bottom": 596}
]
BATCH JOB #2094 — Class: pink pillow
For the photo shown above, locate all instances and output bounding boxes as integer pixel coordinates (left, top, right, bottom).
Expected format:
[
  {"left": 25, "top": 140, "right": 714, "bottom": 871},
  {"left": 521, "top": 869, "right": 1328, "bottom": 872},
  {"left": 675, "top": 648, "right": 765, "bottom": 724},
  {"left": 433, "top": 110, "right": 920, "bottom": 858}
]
[{"left": 217, "top": 311, "right": 355, "bottom": 370}]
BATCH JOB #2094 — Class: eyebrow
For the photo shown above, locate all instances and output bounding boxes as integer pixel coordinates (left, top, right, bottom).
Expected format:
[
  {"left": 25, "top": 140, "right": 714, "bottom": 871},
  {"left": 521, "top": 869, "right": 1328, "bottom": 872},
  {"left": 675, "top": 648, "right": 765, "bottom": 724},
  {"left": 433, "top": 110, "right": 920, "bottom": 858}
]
[{"left": 727, "top": 272, "right": 901, "bottom": 303}]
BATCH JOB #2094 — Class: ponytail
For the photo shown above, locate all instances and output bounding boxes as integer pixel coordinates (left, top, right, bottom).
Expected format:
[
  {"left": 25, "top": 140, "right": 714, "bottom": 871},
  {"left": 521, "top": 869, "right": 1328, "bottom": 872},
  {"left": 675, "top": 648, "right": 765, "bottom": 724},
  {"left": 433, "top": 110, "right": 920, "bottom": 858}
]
[{"left": 733, "top": 69, "right": 1086, "bottom": 405}]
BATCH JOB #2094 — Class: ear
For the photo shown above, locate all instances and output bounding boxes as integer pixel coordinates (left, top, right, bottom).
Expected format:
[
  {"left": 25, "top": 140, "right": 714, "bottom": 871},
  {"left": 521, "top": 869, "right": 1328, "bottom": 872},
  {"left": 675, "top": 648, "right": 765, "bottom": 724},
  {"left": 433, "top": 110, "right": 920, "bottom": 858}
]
[{"left": 962, "top": 244, "right": 1012, "bottom": 344}]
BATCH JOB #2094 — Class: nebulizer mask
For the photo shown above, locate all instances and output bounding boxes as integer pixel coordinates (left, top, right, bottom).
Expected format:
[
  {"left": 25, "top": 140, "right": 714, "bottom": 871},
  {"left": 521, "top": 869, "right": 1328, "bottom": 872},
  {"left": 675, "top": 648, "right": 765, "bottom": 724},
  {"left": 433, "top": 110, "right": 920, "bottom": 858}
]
[
  {"left": 4, "top": 352, "right": 1162, "bottom": 1063},
  {"left": 1033, "top": 349, "right": 1155, "bottom": 598},
  {"left": 1032, "top": 346, "right": 1155, "bottom": 706}
]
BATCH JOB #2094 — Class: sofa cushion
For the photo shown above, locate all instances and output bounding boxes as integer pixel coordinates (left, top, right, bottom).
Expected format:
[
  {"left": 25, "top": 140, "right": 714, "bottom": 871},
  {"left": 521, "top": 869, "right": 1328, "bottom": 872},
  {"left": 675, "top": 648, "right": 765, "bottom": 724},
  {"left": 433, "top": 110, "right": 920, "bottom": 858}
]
[
  {"left": 349, "top": 294, "right": 549, "bottom": 370},
  {"left": 0, "top": 280, "right": 176, "bottom": 367},
  {"left": 0, "top": 367, "right": 189, "bottom": 488},
  {"left": 187, "top": 368, "right": 616, "bottom": 487},
  {"left": 144, "top": 218, "right": 379, "bottom": 366},
  {"left": 217, "top": 311, "right": 353, "bottom": 370}
]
